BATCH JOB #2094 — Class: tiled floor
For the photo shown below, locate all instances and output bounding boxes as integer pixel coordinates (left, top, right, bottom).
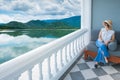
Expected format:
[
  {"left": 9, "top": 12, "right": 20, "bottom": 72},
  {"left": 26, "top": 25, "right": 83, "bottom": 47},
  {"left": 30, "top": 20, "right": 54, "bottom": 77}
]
[{"left": 63, "top": 57, "right": 120, "bottom": 80}]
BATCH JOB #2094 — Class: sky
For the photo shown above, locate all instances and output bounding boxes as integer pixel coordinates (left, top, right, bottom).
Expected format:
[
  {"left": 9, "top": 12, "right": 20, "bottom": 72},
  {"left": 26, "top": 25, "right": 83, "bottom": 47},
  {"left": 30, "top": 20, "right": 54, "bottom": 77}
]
[{"left": 0, "top": 0, "right": 81, "bottom": 23}]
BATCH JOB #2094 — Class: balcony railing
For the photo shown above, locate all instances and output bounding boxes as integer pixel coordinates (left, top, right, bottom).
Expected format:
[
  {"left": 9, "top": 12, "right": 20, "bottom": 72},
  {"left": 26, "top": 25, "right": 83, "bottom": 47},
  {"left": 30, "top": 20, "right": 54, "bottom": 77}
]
[{"left": 0, "top": 28, "right": 88, "bottom": 80}]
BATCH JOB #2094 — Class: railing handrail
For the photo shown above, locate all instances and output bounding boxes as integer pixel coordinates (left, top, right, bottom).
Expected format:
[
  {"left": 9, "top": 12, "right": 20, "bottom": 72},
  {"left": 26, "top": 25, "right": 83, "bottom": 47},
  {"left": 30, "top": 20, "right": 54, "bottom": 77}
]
[{"left": 0, "top": 28, "right": 88, "bottom": 79}]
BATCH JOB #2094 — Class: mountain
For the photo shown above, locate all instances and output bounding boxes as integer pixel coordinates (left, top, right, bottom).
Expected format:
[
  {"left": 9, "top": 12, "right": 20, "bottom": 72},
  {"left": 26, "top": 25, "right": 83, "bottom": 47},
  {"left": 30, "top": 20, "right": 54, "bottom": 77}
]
[
  {"left": 0, "top": 16, "right": 80, "bottom": 29},
  {"left": 61, "top": 16, "right": 81, "bottom": 28},
  {"left": 0, "top": 21, "right": 29, "bottom": 29},
  {"left": 43, "top": 16, "right": 81, "bottom": 28},
  {"left": 0, "top": 23, "right": 5, "bottom": 25},
  {"left": 26, "top": 20, "right": 47, "bottom": 28}
]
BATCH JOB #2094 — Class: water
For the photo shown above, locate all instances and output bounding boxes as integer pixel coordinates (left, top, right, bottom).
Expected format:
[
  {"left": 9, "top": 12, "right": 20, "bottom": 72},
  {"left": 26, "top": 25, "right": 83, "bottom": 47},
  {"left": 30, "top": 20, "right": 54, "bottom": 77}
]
[{"left": 0, "top": 29, "right": 77, "bottom": 63}]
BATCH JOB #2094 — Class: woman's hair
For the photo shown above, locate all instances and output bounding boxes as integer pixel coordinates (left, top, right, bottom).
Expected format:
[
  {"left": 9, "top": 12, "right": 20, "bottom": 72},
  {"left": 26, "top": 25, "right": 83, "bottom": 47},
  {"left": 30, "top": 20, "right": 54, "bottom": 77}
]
[{"left": 104, "top": 22, "right": 110, "bottom": 27}]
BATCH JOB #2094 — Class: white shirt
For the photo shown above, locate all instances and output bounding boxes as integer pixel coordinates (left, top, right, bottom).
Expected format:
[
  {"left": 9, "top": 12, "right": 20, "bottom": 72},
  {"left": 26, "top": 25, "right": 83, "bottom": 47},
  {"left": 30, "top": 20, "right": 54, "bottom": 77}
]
[{"left": 100, "top": 28, "right": 114, "bottom": 42}]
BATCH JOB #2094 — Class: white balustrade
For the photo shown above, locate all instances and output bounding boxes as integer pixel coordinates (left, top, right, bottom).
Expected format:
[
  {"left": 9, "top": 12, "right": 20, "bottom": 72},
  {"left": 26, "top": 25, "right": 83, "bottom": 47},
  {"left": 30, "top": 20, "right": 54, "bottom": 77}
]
[{"left": 0, "top": 29, "right": 88, "bottom": 80}]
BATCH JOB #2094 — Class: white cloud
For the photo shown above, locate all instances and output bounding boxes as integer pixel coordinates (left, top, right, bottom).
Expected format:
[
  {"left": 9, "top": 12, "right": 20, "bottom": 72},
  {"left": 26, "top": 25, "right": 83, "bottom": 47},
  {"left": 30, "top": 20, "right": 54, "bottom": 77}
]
[
  {"left": 12, "top": 0, "right": 33, "bottom": 11},
  {"left": 0, "top": 0, "right": 81, "bottom": 23},
  {"left": 0, "top": 14, "right": 14, "bottom": 23}
]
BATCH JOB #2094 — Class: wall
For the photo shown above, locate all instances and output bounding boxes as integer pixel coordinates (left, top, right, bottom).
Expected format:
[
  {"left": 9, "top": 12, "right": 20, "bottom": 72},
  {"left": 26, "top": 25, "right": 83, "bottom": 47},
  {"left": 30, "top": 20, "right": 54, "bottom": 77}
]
[{"left": 92, "top": 0, "right": 120, "bottom": 31}]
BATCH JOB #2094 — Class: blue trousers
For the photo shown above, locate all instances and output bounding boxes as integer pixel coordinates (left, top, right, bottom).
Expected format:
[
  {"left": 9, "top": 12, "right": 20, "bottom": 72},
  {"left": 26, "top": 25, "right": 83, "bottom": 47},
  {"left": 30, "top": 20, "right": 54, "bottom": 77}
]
[{"left": 94, "top": 40, "right": 109, "bottom": 64}]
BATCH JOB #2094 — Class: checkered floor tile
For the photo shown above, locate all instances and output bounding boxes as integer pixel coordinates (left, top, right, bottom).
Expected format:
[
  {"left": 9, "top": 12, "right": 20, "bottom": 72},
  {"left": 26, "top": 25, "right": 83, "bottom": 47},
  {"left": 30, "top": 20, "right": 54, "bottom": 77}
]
[{"left": 63, "top": 57, "right": 120, "bottom": 80}]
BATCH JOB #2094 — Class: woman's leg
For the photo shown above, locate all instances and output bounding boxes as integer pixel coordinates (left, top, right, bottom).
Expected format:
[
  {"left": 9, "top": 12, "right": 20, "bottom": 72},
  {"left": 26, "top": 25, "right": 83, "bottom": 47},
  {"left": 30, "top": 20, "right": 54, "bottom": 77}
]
[
  {"left": 94, "top": 40, "right": 103, "bottom": 68},
  {"left": 94, "top": 48, "right": 106, "bottom": 63},
  {"left": 100, "top": 44, "right": 109, "bottom": 57},
  {"left": 101, "top": 50, "right": 108, "bottom": 63},
  {"left": 94, "top": 40, "right": 109, "bottom": 68}
]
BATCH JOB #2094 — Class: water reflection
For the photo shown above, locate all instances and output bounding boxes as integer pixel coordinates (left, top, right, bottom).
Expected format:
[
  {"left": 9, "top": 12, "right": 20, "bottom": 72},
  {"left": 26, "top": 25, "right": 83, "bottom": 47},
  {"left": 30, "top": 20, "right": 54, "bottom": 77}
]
[
  {"left": 0, "top": 29, "right": 77, "bottom": 63},
  {"left": 0, "top": 34, "right": 56, "bottom": 63}
]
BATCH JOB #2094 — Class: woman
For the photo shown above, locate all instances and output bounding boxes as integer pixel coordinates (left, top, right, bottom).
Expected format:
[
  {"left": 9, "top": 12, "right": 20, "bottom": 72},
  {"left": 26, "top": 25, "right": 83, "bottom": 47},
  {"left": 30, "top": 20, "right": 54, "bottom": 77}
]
[{"left": 94, "top": 20, "right": 115, "bottom": 68}]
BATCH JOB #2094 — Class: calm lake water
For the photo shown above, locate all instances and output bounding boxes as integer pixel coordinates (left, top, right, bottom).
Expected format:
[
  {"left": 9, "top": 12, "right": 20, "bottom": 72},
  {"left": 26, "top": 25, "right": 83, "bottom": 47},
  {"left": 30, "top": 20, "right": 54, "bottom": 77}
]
[{"left": 0, "top": 29, "right": 77, "bottom": 63}]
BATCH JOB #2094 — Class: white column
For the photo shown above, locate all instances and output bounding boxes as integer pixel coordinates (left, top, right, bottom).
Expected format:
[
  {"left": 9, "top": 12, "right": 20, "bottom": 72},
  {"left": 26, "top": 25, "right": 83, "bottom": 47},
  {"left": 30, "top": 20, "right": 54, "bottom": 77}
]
[{"left": 81, "top": 0, "right": 92, "bottom": 44}]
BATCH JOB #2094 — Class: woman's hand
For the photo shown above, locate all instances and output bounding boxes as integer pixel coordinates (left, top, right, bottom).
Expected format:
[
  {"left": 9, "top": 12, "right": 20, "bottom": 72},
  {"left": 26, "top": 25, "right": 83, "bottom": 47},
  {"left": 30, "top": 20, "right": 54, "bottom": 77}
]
[{"left": 104, "top": 41, "right": 110, "bottom": 46}]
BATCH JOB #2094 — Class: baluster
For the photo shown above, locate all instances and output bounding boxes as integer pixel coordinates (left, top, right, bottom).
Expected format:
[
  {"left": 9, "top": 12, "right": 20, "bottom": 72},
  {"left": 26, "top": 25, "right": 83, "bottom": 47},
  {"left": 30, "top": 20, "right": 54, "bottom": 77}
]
[
  {"left": 76, "top": 39, "right": 79, "bottom": 53},
  {"left": 78, "top": 38, "right": 81, "bottom": 52},
  {"left": 71, "top": 42, "right": 74, "bottom": 58},
  {"left": 83, "top": 34, "right": 85, "bottom": 47},
  {"left": 66, "top": 43, "right": 70, "bottom": 62},
  {"left": 80, "top": 36, "right": 83, "bottom": 49},
  {"left": 73, "top": 40, "right": 76, "bottom": 55},
  {"left": 81, "top": 36, "right": 84, "bottom": 49},
  {"left": 74, "top": 40, "right": 77, "bottom": 55},
  {"left": 65, "top": 46, "right": 68, "bottom": 63},
  {"left": 82, "top": 35, "right": 84, "bottom": 48},
  {"left": 60, "top": 49, "right": 64, "bottom": 67},
  {"left": 67, "top": 43, "right": 70, "bottom": 61},
  {"left": 78, "top": 37, "right": 81, "bottom": 51},
  {"left": 80, "top": 36, "right": 82, "bottom": 50},
  {"left": 39, "top": 63, "right": 43, "bottom": 80},
  {"left": 73, "top": 41, "right": 76, "bottom": 56},
  {"left": 28, "top": 67, "right": 33, "bottom": 80},
  {"left": 79, "top": 37, "right": 82, "bottom": 49},
  {"left": 54, "top": 53, "right": 58, "bottom": 73},
  {"left": 69, "top": 43, "right": 72, "bottom": 60},
  {"left": 74, "top": 40, "right": 78, "bottom": 54},
  {"left": 13, "top": 74, "right": 21, "bottom": 80},
  {"left": 48, "top": 57, "right": 52, "bottom": 79},
  {"left": 72, "top": 41, "right": 74, "bottom": 57},
  {"left": 83, "top": 35, "right": 85, "bottom": 47}
]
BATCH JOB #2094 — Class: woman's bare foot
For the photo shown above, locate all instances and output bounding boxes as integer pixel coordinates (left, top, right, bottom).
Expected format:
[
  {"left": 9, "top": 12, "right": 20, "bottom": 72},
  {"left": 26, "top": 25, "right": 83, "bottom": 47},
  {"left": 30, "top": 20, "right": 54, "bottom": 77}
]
[{"left": 105, "top": 57, "right": 108, "bottom": 63}]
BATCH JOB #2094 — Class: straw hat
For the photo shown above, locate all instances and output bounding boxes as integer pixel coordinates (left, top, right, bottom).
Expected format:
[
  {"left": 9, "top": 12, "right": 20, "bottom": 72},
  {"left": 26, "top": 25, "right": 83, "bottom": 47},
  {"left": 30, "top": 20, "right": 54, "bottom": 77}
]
[{"left": 104, "top": 20, "right": 112, "bottom": 27}]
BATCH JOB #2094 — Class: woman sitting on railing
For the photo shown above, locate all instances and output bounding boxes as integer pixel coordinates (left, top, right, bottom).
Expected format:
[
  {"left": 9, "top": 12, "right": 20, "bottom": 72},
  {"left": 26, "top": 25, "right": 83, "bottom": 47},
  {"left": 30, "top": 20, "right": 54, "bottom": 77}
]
[{"left": 94, "top": 20, "right": 115, "bottom": 68}]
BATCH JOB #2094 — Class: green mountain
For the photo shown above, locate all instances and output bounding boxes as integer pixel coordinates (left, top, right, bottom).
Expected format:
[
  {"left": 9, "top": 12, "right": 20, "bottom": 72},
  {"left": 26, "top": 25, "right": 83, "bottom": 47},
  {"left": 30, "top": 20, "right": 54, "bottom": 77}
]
[
  {"left": 26, "top": 20, "right": 47, "bottom": 28},
  {"left": 0, "top": 21, "right": 29, "bottom": 29},
  {"left": 43, "top": 16, "right": 81, "bottom": 28},
  {"left": 0, "top": 16, "right": 80, "bottom": 29},
  {"left": 61, "top": 16, "right": 81, "bottom": 28}
]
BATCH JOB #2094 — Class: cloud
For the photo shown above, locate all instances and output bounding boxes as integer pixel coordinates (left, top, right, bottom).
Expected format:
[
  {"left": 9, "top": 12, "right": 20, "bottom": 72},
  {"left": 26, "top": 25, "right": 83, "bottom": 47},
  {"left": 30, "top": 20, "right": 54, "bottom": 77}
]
[
  {"left": 12, "top": 1, "right": 33, "bottom": 11},
  {"left": 0, "top": 0, "right": 81, "bottom": 23},
  {"left": 0, "top": 14, "right": 14, "bottom": 23}
]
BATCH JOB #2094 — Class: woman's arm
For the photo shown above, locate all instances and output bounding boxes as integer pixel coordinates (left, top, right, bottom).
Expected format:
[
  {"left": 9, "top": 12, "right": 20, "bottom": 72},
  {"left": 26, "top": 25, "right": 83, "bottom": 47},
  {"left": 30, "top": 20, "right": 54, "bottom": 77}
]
[
  {"left": 109, "top": 33, "right": 115, "bottom": 42},
  {"left": 105, "top": 34, "right": 115, "bottom": 46},
  {"left": 98, "top": 30, "right": 103, "bottom": 41}
]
